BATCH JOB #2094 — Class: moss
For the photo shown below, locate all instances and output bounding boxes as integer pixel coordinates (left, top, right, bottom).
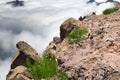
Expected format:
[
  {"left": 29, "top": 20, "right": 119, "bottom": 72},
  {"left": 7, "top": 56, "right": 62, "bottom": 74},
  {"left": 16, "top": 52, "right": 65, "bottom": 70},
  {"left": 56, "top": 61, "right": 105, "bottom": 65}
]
[{"left": 103, "top": 7, "right": 118, "bottom": 15}]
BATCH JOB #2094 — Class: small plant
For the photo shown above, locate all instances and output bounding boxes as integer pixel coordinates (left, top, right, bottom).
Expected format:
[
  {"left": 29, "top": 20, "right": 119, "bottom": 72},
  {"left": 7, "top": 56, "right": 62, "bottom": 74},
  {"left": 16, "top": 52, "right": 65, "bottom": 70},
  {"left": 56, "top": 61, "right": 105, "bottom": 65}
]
[
  {"left": 26, "top": 50, "right": 57, "bottom": 80},
  {"left": 59, "top": 71, "right": 68, "bottom": 80},
  {"left": 103, "top": 7, "right": 118, "bottom": 15},
  {"left": 66, "top": 28, "right": 88, "bottom": 41}
]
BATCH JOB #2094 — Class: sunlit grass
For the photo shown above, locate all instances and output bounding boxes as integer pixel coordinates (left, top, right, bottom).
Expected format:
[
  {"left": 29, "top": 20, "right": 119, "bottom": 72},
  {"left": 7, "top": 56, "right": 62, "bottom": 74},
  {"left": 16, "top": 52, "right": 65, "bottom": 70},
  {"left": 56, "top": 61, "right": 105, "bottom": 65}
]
[
  {"left": 26, "top": 50, "right": 57, "bottom": 80},
  {"left": 103, "top": 7, "right": 118, "bottom": 15},
  {"left": 26, "top": 50, "right": 68, "bottom": 80},
  {"left": 66, "top": 28, "right": 88, "bottom": 41}
]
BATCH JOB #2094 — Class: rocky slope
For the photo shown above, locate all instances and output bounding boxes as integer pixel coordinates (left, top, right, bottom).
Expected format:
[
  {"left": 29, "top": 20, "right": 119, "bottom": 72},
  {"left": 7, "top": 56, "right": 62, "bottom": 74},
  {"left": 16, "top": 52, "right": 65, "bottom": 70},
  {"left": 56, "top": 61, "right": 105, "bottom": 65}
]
[
  {"left": 47, "top": 10, "right": 120, "bottom": 80},
  {"left": 7, "top": 7, "right": 120, "bottom": 80}
]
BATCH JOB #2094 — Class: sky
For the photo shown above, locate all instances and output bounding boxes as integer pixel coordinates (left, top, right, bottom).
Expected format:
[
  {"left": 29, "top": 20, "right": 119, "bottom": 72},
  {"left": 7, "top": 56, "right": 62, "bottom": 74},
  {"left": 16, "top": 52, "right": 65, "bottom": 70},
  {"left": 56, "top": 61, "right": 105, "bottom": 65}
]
[{"left": 0, "top": 0, "right": 118, "bottom": 80}]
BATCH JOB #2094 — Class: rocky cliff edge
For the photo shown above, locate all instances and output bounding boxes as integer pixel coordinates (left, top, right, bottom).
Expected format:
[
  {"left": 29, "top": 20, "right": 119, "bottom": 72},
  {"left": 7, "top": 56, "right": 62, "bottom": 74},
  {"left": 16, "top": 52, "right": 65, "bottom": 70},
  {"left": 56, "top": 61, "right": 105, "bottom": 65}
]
[
  {"left": 7, "top": 7, "right": 120, "bottom": 80},
  {"left": 47, "top": 10, "right": 120, "bottom": 80}
]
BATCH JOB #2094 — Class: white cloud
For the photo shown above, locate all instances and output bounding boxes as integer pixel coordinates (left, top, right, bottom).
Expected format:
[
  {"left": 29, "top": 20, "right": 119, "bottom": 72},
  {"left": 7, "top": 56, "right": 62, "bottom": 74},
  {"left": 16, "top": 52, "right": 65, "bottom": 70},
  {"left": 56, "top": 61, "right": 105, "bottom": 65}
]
[
  {"left": 0, "top": 58, "right": 11, "bottom": 80},
  {"left": 114, "top": 0, "right": 120, "bottom": 2},
  {"left": 13, "top": 31, "right": 48, "bottom": 53},
  {"left": 95, "top": 0, "right": 107, "bottom": 3}
]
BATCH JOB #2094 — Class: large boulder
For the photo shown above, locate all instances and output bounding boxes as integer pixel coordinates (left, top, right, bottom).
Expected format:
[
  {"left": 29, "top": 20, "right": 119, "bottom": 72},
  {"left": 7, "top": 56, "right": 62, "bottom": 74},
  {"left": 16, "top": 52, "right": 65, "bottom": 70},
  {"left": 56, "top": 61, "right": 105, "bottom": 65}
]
[
  {"left": 6, "top": 41, "right": 40, "bottom": 80},
  {"left": 7, "top": 41, "right": 40, "bottom": 80},
  {"left": 60, "top": 18, "right": 83, "bottom": 40},
  {"left": 16, "top": 41, "right": 39, "bottom": 60},
  {"left": 11, "top": 41, "right": 40, "bottom": 69}
]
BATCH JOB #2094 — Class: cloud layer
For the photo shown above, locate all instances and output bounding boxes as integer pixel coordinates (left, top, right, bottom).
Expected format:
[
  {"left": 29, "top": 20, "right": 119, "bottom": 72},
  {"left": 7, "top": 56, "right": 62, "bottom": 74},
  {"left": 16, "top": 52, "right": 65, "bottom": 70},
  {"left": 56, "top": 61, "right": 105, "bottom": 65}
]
[{"left": 0, "top": 0, "right": 116, "bottom": 79}]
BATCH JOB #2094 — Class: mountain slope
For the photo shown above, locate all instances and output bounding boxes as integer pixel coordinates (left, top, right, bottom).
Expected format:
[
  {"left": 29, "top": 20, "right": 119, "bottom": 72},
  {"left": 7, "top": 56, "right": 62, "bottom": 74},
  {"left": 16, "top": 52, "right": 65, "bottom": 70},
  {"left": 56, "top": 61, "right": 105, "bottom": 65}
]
[{"left": 47, "top": 10, "right": 120, "bottom": 80}]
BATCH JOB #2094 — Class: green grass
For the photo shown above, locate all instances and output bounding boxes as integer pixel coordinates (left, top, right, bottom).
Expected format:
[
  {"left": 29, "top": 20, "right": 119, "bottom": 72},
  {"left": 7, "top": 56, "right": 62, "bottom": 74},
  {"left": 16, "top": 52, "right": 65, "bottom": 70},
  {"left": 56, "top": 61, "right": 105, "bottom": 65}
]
[
  {"left": 103, "top": 7, "right": 118, "bottom": 15},
  {"left": 26, "top": 50, "right": 57, "bottom": 80},
  {"left": 66, "top": 28, "right": 88, "bottom": 41},
  {"left": 26, "top": 50, "right": 68, "bottom": 80},
  {"left": 59, "top": 71, "right": 68, "bottom": 80}
]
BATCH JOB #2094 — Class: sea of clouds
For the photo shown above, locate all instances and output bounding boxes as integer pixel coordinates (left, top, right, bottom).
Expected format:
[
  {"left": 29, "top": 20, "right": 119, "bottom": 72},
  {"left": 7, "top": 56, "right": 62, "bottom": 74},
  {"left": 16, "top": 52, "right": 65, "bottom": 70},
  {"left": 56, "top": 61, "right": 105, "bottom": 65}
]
[{"left": 0, "top": 0, "right": 119, "bottom": 79}]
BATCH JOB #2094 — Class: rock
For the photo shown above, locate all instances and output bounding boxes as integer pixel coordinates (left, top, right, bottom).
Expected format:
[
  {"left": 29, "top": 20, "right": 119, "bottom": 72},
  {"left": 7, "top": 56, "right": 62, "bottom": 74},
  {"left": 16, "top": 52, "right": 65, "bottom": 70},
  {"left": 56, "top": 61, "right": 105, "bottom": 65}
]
[
  {"left": 16, "top": 41, "right": 39, "bottom": 60},
  {"left": 14, "top": 74, "right": 31, "bottom": 80},
  {"left": 6, "top": 66, "right": 31, "bottom": 80},
  {"left": 79, "top": 16, "right": 86, "bottom": 21},
  {"left": 53, "top": 36, "right": 61, "bottom": 44},
  {"left": 46, "top": 42, "right": 58, "bottom": 55},
  {"left": 11, "top": 51, "right": 26, "bottom": 69},
  {"left": 11, "top": 41, "right": 40, "bottom": 69},
  {"left": 115, "top": 2, "right": 120, "bottom": 10},
  {"left": 7, "top": 41, "right": 40, "bottom": 80},
  {"left": 60, "top": 18, "right": 83, "bottom": 40}
]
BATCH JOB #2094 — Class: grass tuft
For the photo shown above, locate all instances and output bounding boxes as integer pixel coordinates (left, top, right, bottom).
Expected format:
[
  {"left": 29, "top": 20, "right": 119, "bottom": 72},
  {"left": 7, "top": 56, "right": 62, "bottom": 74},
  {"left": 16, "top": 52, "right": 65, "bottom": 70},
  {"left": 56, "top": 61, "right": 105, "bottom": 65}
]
[
  {"left": 59, "top": 71, "right": 68, "bottom": 80},
  {"left": 26, "top": 50, "right": 68, "bottom": 80},
  {"left": 66, "top": 28, "right": 88, "bottom": 41},
  {"left": 103, "top": 7, "right": 118, "bottom": 15},
  {"left": 26, "top": 50, "right": 57, "bottom": 80}
]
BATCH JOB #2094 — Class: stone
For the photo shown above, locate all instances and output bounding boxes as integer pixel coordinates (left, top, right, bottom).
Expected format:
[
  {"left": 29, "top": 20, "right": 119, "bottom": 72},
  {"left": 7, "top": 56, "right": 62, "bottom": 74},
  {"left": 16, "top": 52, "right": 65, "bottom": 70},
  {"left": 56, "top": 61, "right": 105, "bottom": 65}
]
[
  {"left": 11, "top": 41, "right": 40, "bottom": 69},
  {"left": 16, "top": 41, "right": 39, "bottom": 60},
  {"left": 53, "top": 36, "right": 61, "bottom": 44},
  {"left": 6, "top": 66, "right": 31, "bottom": 80},
  {"left": 14, "top": 74, "right": 31, "bottom": 80},
  {"left": 60, "top": 18, "right": 83, "bottom": 40},
  {"left": 7, "top": 41, "right": 40, "bottom": 80},
  {"left": 115, "top": 2, "right": 120, "bottom": 10},
  {"left": 79, "top": 16, "right": 86, "bottom": 21}
]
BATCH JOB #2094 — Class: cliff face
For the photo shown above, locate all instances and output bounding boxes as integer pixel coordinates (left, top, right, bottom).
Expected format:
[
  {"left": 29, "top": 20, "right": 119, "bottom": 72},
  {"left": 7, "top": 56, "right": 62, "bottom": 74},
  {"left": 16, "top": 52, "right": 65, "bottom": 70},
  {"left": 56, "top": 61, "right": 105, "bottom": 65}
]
[{"left": 48, "top": 11, "right": 120, "bottom": 80}]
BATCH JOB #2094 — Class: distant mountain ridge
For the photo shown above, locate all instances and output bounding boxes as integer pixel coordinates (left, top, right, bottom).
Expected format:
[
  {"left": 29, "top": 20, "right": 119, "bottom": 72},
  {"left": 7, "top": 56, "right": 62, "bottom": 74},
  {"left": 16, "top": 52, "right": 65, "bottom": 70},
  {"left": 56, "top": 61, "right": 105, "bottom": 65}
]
[{"left": 6, "top": 0, "right": 24, "bottom": 7}]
